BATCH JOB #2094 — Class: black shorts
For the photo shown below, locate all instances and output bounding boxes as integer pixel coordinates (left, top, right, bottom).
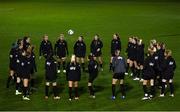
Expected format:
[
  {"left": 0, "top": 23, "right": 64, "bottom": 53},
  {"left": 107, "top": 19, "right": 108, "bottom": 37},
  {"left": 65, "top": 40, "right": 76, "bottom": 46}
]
[
  {"left": 128, "top": 55, "right": 135, "bottom": 61},
  {"left": 30, "top": 69, "right": 34, "bottom": 75},
  {"left": 9, "top": 63, "right": 16, "bottom": 71},
  {"left": 137, "top": 59, "right": 144, "bottom": 65},
  {"left": 162, "top": 73, "right": 174, "bottom": 80},
  {"left": 154, "top": 70, "right": 162, "bottom": 77},
  {"left": 113, "top": 73, "right": 125, "bottom": 80},
  {"left": 89, "top": 72, "right": 98, "bottom": 83},
  {"left": 93, "top": 52, "right": 102, "bottom": 57},
  {"left": 76, "top": 53, "right": 85, "bottom": 58},
  {"left": 143, "top": 74, "right": 155, "bottom": 80},
  {"left": 21, "top": 74, "right": 30, "bottom": 79},
  {"left": 67, "top": 74, "right": 81, "bottom": 81},
  {"left": 58, "top": 54, "right": 66, "bottom": 58},
  {"left": 46, "top": 74, "right": 57, "bottom": 82}
]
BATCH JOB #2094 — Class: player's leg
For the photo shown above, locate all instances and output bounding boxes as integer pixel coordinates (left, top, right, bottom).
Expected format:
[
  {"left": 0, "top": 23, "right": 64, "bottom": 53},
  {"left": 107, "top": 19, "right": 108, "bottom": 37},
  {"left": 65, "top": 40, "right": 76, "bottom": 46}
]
[
  {"left": 52, "top": 82, "right": 60, "bottom": 100},
  {"left": 149, "top": 79, "right": 155, "bottom": 98},
  {"left": 45, "top": 82, "right": 50, "bottom": 99},
  {"left": 129, "top": 60, "right": 134, "bottom": 76},
  {"left": 112, "top": 77, "right": 118, "bottom": 100},
  {"left": 81, "top": 57, "right": 85, "bottom": 72},
  {"left": 68, "top": 81, "right": 73, "bottom": 101},
  {"left": 142, "top": 80, "right": 149, "bottom": 100},
  {"left": 22, "top": 78, "right": 30, "bottom": 100},
  {"left": 88, "top": 74, "right": 96, "bottom": 98},
  {"left": 74, "top": 81, "right": 79, "bottom": 100},
  {"left": 109, "top": 56, "right": 113, "bottom": 71},
  {"left": 169, "top": 79, "right": 174, "bottom": 97},
  {"left": 120, "top": 79, "right": 125, "bottom": 99},
  {"left": 98, "top": 56, "right": 103, "bottom": 71},
  {"left": 133, "top": 61, "right": 138, "bottom": 79},
  {"left": 160, "top": 79, "right": 166, "bottom": 97},
  {"left": 15, "top": 76, "right": 22, "bottom": 95},
  {"left": 125, "top": 59, "right": 130, "bottom": 75},
  {"left": 7, "top": 70, "right": 15, "bottom": 88},
  {"left": 139, "top": 65, "right": 144, "bottom": 82},
  {"left": 57, "top": 57, "right": 61, "bottom": 73},
  {"left": 62, "top": 57, "right": 66, "bottom": 73},
  {"left": 76, "top": 57, "right": 80, "bottom": 63}
]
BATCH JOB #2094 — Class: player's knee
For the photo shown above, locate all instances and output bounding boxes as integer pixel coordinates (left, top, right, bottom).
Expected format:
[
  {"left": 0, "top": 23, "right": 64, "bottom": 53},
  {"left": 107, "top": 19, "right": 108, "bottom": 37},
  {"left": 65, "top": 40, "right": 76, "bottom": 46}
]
[
  {"left": 162, "top": 79, "right": 166, "bottom": 83},
  {"left": 46, "top": 82, "right": 50, "bottom": 86},
  {"left": 52, "top": 82, "right": 57, "bottom": 86},
  {"left": 169, "top": 79, "right": 173, "bottom": 83}
]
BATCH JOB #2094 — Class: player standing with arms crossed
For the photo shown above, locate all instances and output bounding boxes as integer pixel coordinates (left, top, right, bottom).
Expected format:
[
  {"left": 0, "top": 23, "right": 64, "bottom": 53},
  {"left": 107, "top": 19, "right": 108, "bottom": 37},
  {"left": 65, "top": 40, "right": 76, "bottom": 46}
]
[
  {"left": 54, "top": 34, "right": 69, "bottom": 73},
  {"left": 74, "top": 36, "right": 86, "bottom": 72},
  {"left": 90, "top": 34, "right": 103, "bottom": 71}
]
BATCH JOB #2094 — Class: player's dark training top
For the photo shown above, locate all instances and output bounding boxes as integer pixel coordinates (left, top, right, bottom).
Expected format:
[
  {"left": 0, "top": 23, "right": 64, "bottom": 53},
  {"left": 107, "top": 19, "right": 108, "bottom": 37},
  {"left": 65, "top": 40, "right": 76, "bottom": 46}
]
[
  {"left": 111, "top": 38, "right": 121, "bottom": 56},
  {"left": 39, "top": 40, "right": 53, "bottom": 58},
  {"left": 74, "top": 40, "right": 86, "bottom": 58},
  {"left": 66, "top": 63, "right": 81, "bottom": 81},
  {"left": 90, "top": 39, "right": 103, "bottom": 57},
  {"left": 54, "top": 40, "right": 68, "bottom": 58}
]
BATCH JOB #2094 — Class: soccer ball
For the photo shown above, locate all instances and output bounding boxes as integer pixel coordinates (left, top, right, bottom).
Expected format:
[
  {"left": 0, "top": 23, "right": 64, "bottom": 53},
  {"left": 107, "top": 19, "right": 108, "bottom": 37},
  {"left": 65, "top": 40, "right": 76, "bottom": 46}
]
[{"left": 68, "top": 29, "right": 74, "bottom": 35}]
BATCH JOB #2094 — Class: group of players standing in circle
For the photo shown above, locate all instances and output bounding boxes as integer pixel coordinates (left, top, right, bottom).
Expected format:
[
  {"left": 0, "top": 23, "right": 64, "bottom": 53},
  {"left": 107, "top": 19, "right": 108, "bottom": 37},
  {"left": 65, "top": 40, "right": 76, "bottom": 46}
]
[{"left": 7, "top": 33, "right": 176, "bottom": 101}]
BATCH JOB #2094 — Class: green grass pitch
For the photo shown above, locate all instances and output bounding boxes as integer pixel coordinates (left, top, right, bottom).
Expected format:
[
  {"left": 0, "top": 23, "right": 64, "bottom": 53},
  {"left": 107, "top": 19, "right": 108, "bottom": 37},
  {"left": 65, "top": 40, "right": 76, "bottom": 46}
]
[{"left": 0, "top": 0, "right": 180, "bottom": 111}]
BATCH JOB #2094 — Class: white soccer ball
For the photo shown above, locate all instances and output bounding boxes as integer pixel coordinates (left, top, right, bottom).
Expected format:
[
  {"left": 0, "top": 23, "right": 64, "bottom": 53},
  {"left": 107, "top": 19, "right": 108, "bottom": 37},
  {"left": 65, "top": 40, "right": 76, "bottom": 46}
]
[{"left": 68, "top": 29, "right": 74, "bottom": 35}]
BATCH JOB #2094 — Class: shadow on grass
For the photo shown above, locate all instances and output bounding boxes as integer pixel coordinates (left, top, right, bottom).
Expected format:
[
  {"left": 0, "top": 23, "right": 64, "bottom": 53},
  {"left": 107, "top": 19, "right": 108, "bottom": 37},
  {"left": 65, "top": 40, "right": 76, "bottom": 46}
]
[{"left": 116, "top": 83, "right": 133, "bottom": 96}]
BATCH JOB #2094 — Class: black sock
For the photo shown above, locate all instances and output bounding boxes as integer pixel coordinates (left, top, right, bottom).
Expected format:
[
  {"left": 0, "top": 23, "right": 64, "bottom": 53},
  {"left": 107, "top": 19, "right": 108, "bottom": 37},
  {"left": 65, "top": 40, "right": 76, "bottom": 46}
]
[
  {"left": 63, "top": 61, "right": 66, "bottom": 70},
  {"left": 139, "top": 69, "right": 142, "bottom": 79},
  {"left": 100, "top": 64, "right": 103, "bottom": 68},
  {"left": 126, "top": 63, "right": 129, "bottom": 73},
  {"left": 16, "top": 82, "right": 20, "bottom": 91},
  {"left": 158, "top": 77, "right": 162, "bottom": 87},
  {"left": 150, "top": 86, "right": 155, "bottom": 96},
  {"left": 137, "top": 69, "right": 140, "bottom": 78},
  {"left": 161, "top": 82, "right": 166, "bottom": 94},
  {"left": 134, "top": 68, "right": 137, "bottom": 77},
  {"left": 81, "top": 63, "right": 85, "bottom": 71},
  {"left": 58, "top": 62, "right": 61, "bottom": 70},
  {"left": 20, "top": 81, "right": 23, "bottom": 91},
  {"left": 31, "top": 79, "right": 35, "bottom": 87},
  {"left": 75, "top": 87, "right": 79, "bottom": 97},
  {"left": 130, "top": 66, "right": 134, "bottom": 75},
  {"left": 23, "top": 87, "right": 28, "bottom": 97},
  {"left": 143, "top": 85, "right": 147, "bottom": 96},
  {"left": 109, "top": 63, "right": 112, "bottom": 71},
  {"left": 120, "top": 84, "right": 125, "bottom": 96},
  {"left": 169, "top": 83, "right": 174, "bottom": 94},
  {"left": 13, "top": 75, "right": 17, "bottom": 83},
  {"left": 45, "top": 85, "right": 49, "bottom": 97},
  {"left": 69, "top": 87, "right": 72, "bottom": 99},
  {"left": 88, "top": 86, "right": 94, "bottom": 96},
  {"left": 112, "top": 84, "right": 115, "bottom": 96},
  {"left": 53, "top": 86, "right": 58, "bottom": 97},
  {"left": 6, "top": 76, "right": 12, "bottom": 88}
]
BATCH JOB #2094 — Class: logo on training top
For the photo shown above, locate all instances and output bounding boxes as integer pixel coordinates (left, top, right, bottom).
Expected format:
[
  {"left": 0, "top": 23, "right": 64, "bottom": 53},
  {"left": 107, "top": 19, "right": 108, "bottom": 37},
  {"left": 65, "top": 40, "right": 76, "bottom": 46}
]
[
  {"left": 169, "top": 61, "right": 174, "bottom": 65},
  {"left": 46, "top": 62, "right": 51, "bottom": 66},
  {"left": 70, "top": 67, "right": 76, "bottom": 70},
  {"left": 149, "top": 62, "right": 154, "bottom": 66}
]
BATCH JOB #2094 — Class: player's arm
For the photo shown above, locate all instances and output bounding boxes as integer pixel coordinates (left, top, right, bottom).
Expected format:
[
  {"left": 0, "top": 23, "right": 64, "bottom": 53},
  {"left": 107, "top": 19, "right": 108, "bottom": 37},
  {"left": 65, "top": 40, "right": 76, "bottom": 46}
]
[
  {"left": 73, "top": 42, "right": 77, "bottom": 54},
  {"left": 84, "top": 42, "right": 86, "bottom": 55},
  {"left": 65, "top": 41, "right": 69, "bottom": 55},
  {"left": 90, "top": 41, "right": 93, "bottom": 53},
  {"left": 173, "top": 58, "right": 176, "bottom": 71},
  {"left": 54, "top": 42, "right": 57, "bottom": 56},
  {"left": 39, "top": 42, "right": 43, "bottom": 57}
]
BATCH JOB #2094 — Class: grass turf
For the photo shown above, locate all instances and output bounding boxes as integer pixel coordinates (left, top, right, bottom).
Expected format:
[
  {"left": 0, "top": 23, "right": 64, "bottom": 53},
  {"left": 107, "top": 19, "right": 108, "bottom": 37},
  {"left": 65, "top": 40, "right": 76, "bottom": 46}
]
[{"left": 0, "top": 0, "right": 180, "bottom": 111}]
